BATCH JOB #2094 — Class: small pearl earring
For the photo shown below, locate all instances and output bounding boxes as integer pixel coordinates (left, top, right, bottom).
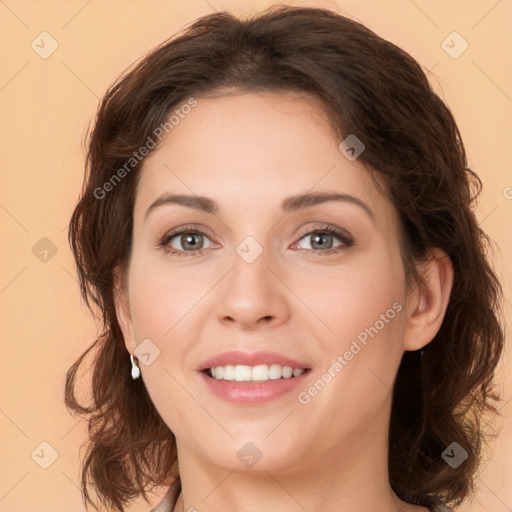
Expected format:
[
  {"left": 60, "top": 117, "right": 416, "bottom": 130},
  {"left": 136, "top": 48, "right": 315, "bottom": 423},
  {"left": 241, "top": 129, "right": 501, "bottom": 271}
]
[{"left": 130, "top": 355, "right": 141, "bottom": 380}]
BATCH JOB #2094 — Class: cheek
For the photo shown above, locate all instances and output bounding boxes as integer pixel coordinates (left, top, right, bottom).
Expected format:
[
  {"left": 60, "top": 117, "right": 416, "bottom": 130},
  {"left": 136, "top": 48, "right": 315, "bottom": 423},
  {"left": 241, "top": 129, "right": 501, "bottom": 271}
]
[
  {"left": 127, "top": 250, "right": 216, "bottom": 340},
  {"left": 292, "top": 273, "right": 406, "bottom": 441},
  {"left": 294, "top": 247, "right": 407, "bottom": 407},
  {"left": 125, "top": 255, "right": 204, "bottom": 434},
  {"left": 291, "top": 247, "right": 406, "bottom": 350}
]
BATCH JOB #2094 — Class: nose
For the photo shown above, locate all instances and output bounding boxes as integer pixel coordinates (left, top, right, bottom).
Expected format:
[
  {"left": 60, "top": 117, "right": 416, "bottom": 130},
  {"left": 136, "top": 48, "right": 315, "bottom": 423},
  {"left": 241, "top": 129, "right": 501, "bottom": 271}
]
[{"left": 215, "top": 246, "right": 290, "bottom": 330}]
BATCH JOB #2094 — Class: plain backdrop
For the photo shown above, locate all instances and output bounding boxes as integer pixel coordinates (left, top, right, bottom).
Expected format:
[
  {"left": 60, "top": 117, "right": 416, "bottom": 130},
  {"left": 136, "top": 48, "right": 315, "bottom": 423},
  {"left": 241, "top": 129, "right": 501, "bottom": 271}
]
[{"left": 1, "top": 0, "right": 510, "bottom": 510}]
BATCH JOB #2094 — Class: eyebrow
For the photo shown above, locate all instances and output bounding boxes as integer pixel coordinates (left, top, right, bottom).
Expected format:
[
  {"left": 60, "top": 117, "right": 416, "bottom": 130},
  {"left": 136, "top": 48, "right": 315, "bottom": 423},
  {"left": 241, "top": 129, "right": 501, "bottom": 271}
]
[{"left": 144, "top": 191, "right": 375, "bottom": 222}]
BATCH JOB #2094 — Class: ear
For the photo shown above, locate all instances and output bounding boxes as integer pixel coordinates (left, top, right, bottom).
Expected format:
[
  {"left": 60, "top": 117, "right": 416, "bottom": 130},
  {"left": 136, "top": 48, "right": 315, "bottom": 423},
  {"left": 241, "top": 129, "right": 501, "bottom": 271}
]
[
  {"left": 403, "top": 247, "right": 454, "bottom": 351},
  {"left": 113, "top": 267, "right": 137, "bottom": 354}
]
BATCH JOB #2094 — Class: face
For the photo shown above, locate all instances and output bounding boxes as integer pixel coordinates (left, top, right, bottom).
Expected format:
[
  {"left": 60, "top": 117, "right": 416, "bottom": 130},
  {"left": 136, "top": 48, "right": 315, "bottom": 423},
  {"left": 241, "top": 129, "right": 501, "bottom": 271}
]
[{"left": 116, "top": 91, "right": 414, "bottom": 476}]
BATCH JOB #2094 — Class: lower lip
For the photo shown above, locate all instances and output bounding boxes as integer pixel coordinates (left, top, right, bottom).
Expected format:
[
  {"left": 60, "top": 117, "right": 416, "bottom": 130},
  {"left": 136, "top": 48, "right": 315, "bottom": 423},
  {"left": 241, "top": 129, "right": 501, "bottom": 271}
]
[{"left": 199, "top": 370, "right": 311, "bottom": 404}]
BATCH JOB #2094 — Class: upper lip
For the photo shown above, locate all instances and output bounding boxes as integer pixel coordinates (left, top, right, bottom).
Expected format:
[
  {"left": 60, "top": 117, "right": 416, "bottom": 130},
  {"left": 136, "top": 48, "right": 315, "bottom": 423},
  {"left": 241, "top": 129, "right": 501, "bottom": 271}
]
[{"left": 198, "top": 350, "right": 311, "bottom": 371}]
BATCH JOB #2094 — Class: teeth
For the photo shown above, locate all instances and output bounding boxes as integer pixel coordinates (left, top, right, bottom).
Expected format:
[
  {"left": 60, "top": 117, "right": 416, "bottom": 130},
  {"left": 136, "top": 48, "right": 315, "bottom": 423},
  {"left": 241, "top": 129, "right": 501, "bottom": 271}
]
[
  {"left": 223, "top": 365, "right": 235, "bottom": 380},
  {"left": 234, "top": 365, "right": 252, "bottom": 382},
  {"left": 282, "top": 366, "right": 293, "bottom": 378},
  {"left": 208, "top": 364, "right": 306, "bottom": 382},
  {"left": 252, "top": 364, "right": 270, "bottom": 381}
]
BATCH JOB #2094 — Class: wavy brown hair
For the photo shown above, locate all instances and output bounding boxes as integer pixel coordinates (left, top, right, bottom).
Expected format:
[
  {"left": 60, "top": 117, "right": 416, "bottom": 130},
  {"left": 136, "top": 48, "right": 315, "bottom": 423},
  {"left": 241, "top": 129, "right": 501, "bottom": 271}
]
[{"left": 65, "top": 5, "right": 505, "bottom": 511}]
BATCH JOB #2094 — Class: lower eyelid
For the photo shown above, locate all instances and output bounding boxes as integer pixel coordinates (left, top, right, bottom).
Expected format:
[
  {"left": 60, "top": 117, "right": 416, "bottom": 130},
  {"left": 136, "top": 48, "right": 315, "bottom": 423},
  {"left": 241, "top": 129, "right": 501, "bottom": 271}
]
[
  {"left": 165, "top": 232, "right": 217, "bottom": 252},
  {"left": 162, "top": 228, "right": 352, "bottom": 255}
]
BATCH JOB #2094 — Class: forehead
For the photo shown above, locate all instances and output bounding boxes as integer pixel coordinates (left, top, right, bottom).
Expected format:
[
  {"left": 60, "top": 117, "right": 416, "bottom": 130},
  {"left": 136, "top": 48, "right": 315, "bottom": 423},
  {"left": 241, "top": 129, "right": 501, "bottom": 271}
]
[{"left": 133, "top": 91, "right": 392, "bottom": 223}]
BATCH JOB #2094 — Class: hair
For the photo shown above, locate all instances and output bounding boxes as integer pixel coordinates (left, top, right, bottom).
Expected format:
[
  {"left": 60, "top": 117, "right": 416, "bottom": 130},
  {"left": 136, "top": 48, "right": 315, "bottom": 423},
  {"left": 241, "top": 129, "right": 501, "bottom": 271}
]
[{"left": 65, "top": 5, "right": 505, "bottom": 511}]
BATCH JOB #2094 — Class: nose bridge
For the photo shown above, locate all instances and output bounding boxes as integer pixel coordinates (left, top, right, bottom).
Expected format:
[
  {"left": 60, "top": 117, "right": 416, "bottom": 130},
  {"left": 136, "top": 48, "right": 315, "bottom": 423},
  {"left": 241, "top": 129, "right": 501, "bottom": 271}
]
[{"left": 215, "top": 233, "right": 289, "bottom": 327}]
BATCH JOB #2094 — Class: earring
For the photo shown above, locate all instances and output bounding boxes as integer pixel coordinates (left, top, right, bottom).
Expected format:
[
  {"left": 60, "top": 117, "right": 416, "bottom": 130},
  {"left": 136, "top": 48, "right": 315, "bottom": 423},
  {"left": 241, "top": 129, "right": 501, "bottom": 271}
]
[{"left": 130, "top": 355, "right": 140, "bottom": 380}]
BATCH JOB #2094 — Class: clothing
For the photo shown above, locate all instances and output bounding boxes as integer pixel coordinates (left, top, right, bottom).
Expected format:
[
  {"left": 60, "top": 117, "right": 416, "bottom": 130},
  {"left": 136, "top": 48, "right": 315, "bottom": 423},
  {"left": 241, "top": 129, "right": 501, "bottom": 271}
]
[
  {"left": 149, "top": 484, "right": 454, "bottom": 511},
  {"left": 149, "top": 483, "right": 179, "bottom": 512}
]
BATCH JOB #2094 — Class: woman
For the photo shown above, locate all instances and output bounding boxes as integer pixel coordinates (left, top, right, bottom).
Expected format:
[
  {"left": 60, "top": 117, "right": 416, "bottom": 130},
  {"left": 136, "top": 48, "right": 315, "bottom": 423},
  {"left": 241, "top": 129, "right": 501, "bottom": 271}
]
[{"left": 65, "top": 5, "right": 505, "bottom": 512}]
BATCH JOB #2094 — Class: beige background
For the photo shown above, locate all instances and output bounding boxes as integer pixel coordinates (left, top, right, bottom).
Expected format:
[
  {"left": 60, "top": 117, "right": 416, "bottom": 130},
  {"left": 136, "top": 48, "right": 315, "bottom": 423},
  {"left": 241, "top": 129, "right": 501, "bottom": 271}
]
[{"left": 1, "top": 0, "right": 510, "bottom": 510}]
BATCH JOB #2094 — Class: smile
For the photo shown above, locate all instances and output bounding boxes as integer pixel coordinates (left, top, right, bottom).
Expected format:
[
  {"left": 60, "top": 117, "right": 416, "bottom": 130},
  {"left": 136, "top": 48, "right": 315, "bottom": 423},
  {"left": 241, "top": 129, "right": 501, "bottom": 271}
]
[
  {"left": 206, "top": 364, "right": 306, "bottom": 382},
  {"left": 200, "top": 366, "right": 311, "bottom": 404}
]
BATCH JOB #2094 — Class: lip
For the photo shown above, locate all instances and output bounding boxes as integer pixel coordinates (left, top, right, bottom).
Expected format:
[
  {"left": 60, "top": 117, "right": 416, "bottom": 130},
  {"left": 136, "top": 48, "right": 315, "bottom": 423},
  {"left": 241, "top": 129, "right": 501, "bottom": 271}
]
[
  {"left": 199, "top": 368, "right": 311, "bottom": 404},
  {"left": 197, "top": 350, "right": 312, "bottom": 405},
  {"left": 197, "top": 350, "right": 311, "bottom": 372}
]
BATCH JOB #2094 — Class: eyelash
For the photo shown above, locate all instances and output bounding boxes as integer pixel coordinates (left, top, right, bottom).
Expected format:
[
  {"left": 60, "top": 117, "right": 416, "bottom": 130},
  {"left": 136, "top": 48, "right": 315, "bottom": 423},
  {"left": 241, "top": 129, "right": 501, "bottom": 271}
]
[{"left": 158, "top": 224, "right": 354, "bottom": 258}]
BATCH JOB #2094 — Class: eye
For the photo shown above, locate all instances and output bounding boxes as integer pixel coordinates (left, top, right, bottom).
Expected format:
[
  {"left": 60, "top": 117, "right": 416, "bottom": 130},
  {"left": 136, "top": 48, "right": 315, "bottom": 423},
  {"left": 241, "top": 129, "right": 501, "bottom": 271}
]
[
  {"left": 159, "top": 225, "right": 218, "bottom": 257},
  {"left": 158, "top": 224, "right": 354, "bottom": 257},
  {"left": 292, "top": 225, "right": 354, "bottom": 256}
]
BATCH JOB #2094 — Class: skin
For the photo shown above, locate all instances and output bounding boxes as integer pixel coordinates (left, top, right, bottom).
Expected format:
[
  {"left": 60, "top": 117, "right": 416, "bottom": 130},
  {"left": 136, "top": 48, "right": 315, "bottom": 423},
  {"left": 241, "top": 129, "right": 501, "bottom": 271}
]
[{"left": 115, "top": 91, "right": 453, "bottom": 512}]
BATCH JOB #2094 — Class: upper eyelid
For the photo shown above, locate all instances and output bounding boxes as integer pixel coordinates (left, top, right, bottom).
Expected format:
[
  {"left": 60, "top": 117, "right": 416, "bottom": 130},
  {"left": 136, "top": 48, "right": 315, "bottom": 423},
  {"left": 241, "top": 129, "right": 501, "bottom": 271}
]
[{"left": 163, "top": 224, "right": 351, "bottom": 247}]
